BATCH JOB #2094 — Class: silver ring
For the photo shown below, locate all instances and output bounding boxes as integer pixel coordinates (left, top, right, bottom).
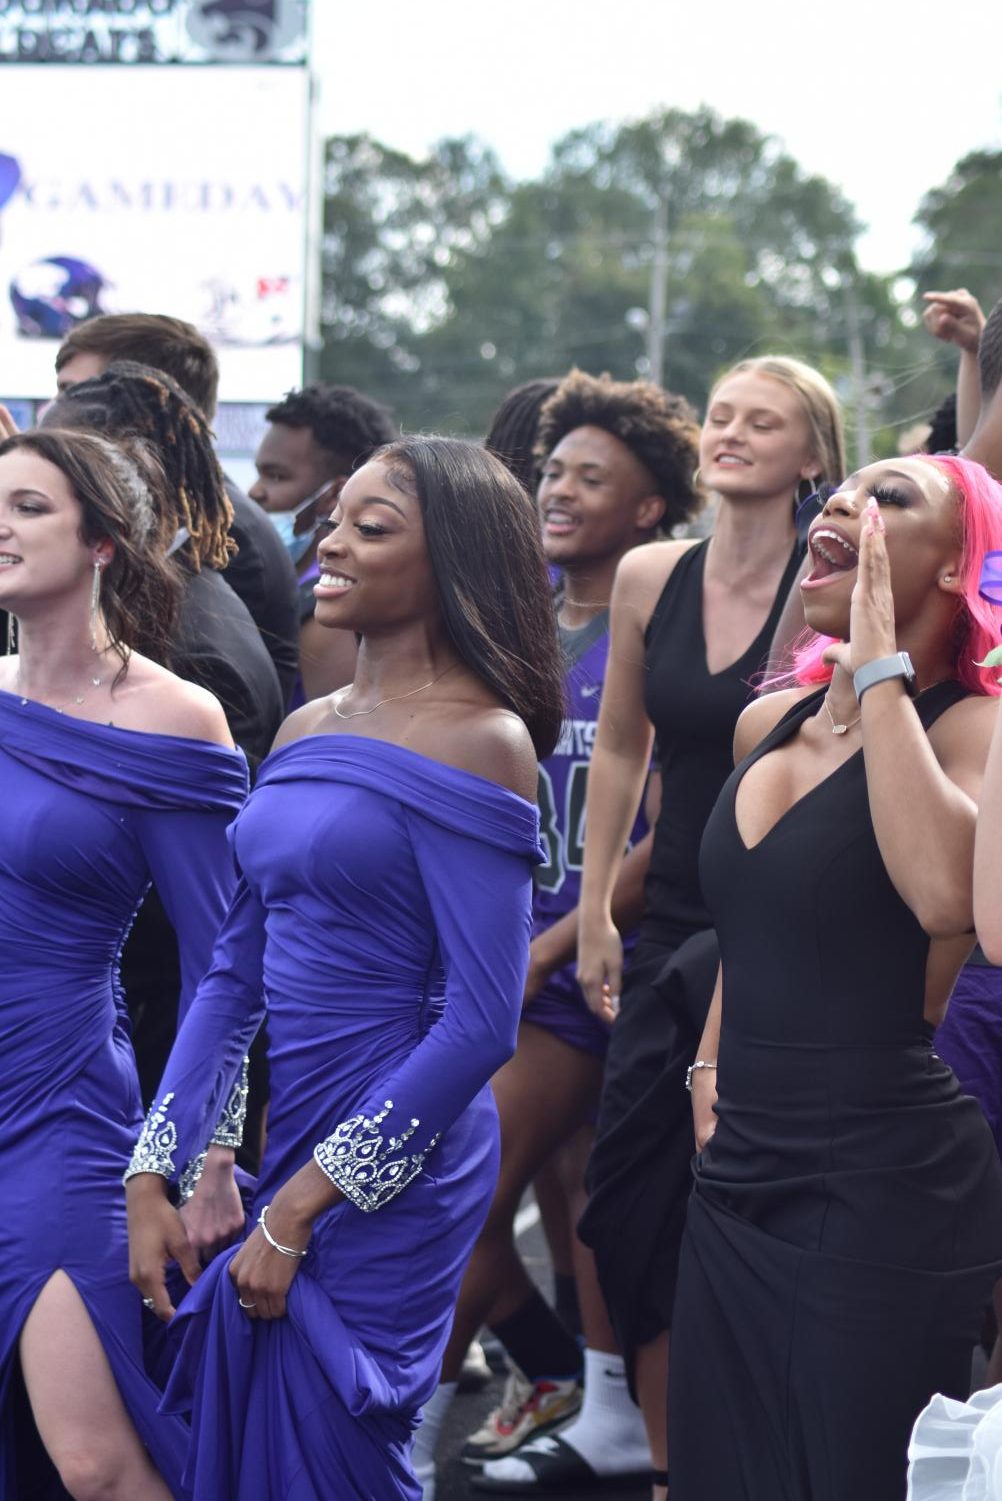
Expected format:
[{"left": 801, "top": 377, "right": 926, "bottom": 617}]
[
  {"left": 141, "top": 1296, "right": 156, "bottom": 1310},
  {"left": 238, "top": 1297, "right": 257, "bottom": 1310}
]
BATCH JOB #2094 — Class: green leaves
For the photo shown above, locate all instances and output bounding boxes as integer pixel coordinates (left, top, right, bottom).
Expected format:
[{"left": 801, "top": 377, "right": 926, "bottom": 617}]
[{"left": 316, "top": 107, "right": 976, "bottom": 447}]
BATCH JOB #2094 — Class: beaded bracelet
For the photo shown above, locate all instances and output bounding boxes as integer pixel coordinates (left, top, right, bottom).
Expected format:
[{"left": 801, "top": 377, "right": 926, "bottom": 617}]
[{"left": 685, "top": 1060, "right": 717, "bottom": 1093}]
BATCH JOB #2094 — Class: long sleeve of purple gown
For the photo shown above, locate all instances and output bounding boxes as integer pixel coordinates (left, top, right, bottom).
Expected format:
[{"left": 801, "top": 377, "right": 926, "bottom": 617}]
[
  {"left": 134, "top": 803, "right": 253, "bottom": 1154},
  {"left": 312, "top": 807, "right": 532, "bottom": 1212},
  {"left": 126, "top": 874, "right": 268, "bottom": 1193}
]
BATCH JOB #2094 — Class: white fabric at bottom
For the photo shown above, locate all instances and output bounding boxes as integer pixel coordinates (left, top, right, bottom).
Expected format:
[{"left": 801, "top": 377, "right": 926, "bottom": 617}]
[{"left": 908, "top": 1384, "right": 1002, "bottom": 1499}]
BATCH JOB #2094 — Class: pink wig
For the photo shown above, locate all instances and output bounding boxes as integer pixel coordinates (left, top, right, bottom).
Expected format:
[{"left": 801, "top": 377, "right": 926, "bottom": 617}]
[{"left": 779, "top": 454, "right": 1002, "bottom": 698}]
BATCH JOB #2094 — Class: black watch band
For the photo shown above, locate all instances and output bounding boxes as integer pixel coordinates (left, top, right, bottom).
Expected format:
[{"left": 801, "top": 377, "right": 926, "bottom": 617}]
[{"left": 853, "top": 651, "right": 917, "bottom": 702}]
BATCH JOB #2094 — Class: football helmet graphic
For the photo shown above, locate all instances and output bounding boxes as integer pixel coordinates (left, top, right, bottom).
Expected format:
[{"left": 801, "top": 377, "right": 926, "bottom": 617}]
[{"left": 10, "top": 255, "right": 108, "bottom": 338}]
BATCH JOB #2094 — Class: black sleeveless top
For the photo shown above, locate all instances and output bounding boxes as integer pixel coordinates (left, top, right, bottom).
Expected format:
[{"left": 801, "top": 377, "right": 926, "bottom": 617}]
[
  {"left": 701, "top": 681, "right": 965, "bottom": 1049},
  {"left": 640, "top": 537, "right": 803, "bottom": 951},
  {"left": 693, "top": 680, "right": 1002, "bottom": 1275}
]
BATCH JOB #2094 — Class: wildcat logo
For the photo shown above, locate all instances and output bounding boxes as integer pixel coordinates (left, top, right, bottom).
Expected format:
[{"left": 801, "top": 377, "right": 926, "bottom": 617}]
[{"left": 186, "top": 1, "right": 304, "bottom": 61}]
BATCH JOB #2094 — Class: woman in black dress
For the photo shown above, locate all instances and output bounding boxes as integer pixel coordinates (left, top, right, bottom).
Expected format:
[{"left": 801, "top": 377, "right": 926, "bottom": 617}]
[
  {"left": 678, "top": 452, "right": 1002, "bottom": 1500},
  {"left": 574, "top": 356, "right": 845, "bottom": 1496}
]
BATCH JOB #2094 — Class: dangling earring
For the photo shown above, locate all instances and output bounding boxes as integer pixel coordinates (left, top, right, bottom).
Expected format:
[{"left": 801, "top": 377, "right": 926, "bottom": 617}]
[
  {"left": 90, "top": 558, "right": 104, "bottom": 654},
  {"left": 796, "top": 476, "right": 819, "bottom": 506},
  {"left": 5, "top": 612, "right": 15, "bottom": 656}
]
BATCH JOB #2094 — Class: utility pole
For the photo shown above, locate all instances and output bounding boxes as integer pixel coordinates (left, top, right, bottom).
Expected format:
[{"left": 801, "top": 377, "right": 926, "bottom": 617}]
[
  {"left": 647, "top": 192, "right": 669, "bottom": 387},
  {"left": 843, "top": 277, "right": 872, "bottom": 468}
]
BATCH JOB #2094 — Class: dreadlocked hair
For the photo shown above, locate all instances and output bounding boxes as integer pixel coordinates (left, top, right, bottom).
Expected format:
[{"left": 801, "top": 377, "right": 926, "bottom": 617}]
[
  {"left": 484, "top": 378, "right": 561, "bottom": 495},
  {"left": 44, "top": 360, "right": 234, "bottom": 572},
  {"left": 535, "top": 369, "right": 702, "bottom": 532}
]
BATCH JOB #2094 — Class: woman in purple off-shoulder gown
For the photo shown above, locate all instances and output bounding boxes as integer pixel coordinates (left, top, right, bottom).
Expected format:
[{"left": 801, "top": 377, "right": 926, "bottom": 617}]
[
  {"left": 0, "top": 429, "right": 247, "bottom": 1501},
  {"left": 127, "top": 436, "right": 565, "bottom": 1501}
]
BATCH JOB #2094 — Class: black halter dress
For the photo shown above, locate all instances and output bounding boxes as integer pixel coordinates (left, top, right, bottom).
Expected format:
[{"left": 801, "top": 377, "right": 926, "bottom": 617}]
[{"left": 668, "top": 683, "right": 1002, "bottom": 1501}]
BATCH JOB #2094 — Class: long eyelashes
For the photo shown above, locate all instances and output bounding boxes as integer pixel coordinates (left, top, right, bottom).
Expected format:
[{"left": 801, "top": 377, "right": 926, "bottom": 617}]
[{"left": 868, "top": 483, "right": 909, "bottom": 507}]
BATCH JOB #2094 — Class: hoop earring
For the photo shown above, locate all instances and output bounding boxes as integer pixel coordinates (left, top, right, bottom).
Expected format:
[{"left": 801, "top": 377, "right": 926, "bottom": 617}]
[
  {"left": 693, "top": 466, "right": 702, "bottom": 488},
  {"left": 90, "top": 559, "right": 104, "bottom": 654},
  {"left": 5, "top": 612, "right": 15, "bottom": 656}
]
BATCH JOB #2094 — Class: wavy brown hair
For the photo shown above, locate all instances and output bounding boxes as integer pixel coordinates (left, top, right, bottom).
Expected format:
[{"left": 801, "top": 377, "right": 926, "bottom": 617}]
[{"left": 0, "top": 428, "right": 179, "bottom": 676}]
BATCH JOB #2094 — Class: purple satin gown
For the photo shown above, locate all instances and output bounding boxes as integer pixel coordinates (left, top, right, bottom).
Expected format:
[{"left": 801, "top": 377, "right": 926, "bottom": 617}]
[
  {"left": 131, "top": 735, "right": 543, "bottom": 1500},
  {"left": 0, "top": 691, "right": 247, "bottom": 1498}
]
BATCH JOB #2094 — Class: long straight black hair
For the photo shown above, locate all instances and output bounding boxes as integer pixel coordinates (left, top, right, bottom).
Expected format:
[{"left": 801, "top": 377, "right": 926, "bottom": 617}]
[{"left": 378, "top": 436, "right": 564, "bottom": 759}]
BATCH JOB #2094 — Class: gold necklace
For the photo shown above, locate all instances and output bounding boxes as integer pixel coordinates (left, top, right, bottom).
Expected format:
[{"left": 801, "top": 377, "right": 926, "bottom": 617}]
[
  {"left": 822, "top": 696, "right": 861, "bottom": 736},
  {"left": 332, "top": 665, "right": 457, "bottom": 721}
]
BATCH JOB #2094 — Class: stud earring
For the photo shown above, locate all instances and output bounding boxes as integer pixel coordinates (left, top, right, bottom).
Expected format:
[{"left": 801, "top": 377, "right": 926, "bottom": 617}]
[{"left": 90, "top": 558, "right": 104, "bottom": 653}]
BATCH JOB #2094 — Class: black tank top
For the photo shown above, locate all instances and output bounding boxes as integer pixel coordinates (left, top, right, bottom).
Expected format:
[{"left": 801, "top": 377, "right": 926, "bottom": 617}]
[
  {"left": 700, "top": 680, "right": 968, "bottom": 1048},
  {"left": 640, "top": 537, "right": 803, "bottom": 951}
]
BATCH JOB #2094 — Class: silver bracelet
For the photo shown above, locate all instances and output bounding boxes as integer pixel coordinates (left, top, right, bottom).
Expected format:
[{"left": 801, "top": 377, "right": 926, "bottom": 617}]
[
  {"left": 257, "top": 1203, "right": 309, "bottom": 1259},
  {"left": 685, "top": 1060, "right": 717, "bottom": 1093}
]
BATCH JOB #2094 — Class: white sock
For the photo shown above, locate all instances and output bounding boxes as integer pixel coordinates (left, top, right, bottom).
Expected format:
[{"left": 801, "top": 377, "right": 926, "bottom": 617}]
[
  {"left": 411, "top": 1381, "right": 457, "bottom": 1489},
  {"left": 555, "top": 1349, "right": 650, "bottom": 1475}
]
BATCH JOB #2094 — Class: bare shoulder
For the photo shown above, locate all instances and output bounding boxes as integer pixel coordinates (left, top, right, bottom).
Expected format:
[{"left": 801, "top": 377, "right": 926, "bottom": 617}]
[
  {"left": 733, "top": 687, "right": 814, "bottom": 763},
  {"left": 612, "top": 538, "right": 700, "bottom": 624},
  {"left": 423, "top": 707, "right": 538, "bottom": 802},
  {"left": 928, "top": 692, "right": 1000, "bottom": 766},
  {"left": 115, "top": 657, "right": 234, "bottom": 747},
  {"left": 271, "top": 697, "right": 332, "bottom": 753}
]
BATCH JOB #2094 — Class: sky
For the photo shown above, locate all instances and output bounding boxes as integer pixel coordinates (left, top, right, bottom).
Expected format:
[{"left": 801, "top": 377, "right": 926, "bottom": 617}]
[{"left": 312, "top": 0, "right": 1002, "bottom": 279}]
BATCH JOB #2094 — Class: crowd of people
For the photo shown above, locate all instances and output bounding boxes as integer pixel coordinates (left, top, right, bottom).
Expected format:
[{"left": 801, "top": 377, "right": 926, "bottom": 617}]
[{"left": 3, "top": 293, "right": 1002, "bottom": 1501}]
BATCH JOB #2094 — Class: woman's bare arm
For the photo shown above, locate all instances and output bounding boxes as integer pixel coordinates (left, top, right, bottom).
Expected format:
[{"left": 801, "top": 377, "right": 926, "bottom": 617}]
[{"left": 576, "top": 542, "right": 692, "bottom": 1017}]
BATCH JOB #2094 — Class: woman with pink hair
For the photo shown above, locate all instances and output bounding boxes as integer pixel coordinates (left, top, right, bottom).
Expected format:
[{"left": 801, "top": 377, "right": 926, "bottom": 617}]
[{"left": 674, "top": 453, "right": 1002, "bottom": 1501}]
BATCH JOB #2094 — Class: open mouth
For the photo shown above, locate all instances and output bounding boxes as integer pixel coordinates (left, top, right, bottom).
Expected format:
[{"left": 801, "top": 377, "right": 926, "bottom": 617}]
[
  {"left": 315, "top": 572, "right": 355, "bottom": 593},
  {"left": 806, "top": 526, "right": 858, "bottom": 583},
  {"left": 542, "top": 508, "right": 578, "bottom": 536}
]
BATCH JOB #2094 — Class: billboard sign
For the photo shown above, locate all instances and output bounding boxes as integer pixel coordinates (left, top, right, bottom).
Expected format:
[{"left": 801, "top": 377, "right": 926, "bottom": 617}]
[
  {"left": 0, "top": 1, "right": 308, "bottom": 65},
  {"left": 0, "top": 64, "right": 309, "bottom": 401}
]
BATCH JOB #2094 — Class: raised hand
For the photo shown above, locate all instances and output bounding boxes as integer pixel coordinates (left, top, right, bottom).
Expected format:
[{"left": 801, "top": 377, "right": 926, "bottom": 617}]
[
  {"left": 822, "top": 499, "right": 897, "bottom": 678},
  {"left": 922, "top": 289, "right": 986, "bottom": 354}
]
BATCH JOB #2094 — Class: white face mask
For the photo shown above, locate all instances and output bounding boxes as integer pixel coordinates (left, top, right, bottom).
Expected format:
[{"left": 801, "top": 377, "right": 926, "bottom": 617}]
[{"left": 266, "top": 480, "right": 335, "bottom": 565}]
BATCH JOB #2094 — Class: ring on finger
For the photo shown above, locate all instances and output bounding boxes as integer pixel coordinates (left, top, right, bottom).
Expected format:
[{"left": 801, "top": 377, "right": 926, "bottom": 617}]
[
  {"left": 141, "top": 1296, "right": 156, "bottom": 1311},
  {"left": 238, "top": 1297, "right": 257, "bottom": 1310}
]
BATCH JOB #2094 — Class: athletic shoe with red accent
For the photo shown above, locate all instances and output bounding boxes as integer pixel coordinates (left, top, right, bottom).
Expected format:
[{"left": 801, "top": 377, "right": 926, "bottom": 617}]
[{"left": 461, "top": 1364, "right": 583, "bottom": 1465}]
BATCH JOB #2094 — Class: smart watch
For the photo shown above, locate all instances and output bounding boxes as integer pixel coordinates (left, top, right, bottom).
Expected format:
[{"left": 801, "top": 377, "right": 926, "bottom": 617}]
[{"left": 852, "top": 651, "right": 918, "bottom": 703}]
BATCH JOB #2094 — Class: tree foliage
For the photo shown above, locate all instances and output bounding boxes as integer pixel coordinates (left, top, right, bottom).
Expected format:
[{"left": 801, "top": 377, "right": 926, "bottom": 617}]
[
  {"left": 318, "top": 106, "right": 990, "bottom": 463},
  {"left": 910, "top": 150, "right": 1002, "bottom": 311}
]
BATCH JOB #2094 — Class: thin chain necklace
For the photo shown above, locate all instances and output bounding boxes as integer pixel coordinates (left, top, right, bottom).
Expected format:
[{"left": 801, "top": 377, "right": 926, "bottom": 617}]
[
  {"left": 16, "top": 666, "right": 107, "bottom": 715},
  {"left": 822, "top": 695, "right": 861, "bottom": 736},
  {"left": 332, "top": 664, "right": 458, "bottom": 721}
]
